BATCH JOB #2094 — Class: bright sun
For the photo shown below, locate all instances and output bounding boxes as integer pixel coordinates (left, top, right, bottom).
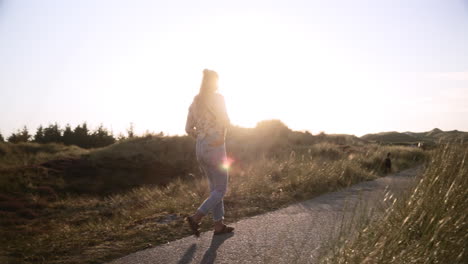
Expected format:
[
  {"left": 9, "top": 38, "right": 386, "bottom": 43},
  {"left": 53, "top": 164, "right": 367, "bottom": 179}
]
[
  {"left": 135, "top": 13, "right": 381, "bottom": 136},
  {"left": 174, "top": 15, "right": 379, "bottom": 135}
]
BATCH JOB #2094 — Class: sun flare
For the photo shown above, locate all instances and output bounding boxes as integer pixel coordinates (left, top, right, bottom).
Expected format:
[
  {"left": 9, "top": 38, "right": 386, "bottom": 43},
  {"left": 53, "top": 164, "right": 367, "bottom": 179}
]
[{"left": 221, "top": 157, "right": 234, "bottom": 171}]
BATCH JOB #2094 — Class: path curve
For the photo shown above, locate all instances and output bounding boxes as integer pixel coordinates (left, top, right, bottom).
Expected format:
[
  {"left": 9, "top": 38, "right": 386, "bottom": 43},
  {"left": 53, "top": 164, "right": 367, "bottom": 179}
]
[{"left": 108, "top": 167, "right": 421, "bottom": 264}]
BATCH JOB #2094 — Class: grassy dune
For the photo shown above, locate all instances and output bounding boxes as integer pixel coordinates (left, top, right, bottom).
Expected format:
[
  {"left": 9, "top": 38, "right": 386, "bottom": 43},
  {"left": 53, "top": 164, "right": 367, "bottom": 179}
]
[
  {"left": 320, "top": 144, "right": 467, "bottom": 264},
  {"left": 0, "top": 123, "right": 426, "bottom": 264}
]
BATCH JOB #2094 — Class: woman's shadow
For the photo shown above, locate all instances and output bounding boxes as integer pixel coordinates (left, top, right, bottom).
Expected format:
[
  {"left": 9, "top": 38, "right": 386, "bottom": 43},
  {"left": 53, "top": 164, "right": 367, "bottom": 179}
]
[
  {"left": 177, "top": 233, "right": 234, "bottom": 264},
  {"left": 199, "top": 233, "right": 234, "bottom": 264}
]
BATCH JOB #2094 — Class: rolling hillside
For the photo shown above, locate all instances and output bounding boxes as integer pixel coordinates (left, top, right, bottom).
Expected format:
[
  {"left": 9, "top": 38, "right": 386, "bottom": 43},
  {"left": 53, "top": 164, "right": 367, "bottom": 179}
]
[{"left": 361, "top": 128, "right": 468, "bottom": 145}]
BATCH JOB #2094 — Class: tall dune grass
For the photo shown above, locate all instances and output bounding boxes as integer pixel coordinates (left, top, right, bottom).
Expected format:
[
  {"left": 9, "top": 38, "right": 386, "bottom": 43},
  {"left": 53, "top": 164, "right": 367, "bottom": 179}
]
[
  {"left": 0, "top": 138, "right": 426, "bottom": 264},
  {"left": 320, "top": 144, "right": 467, "bottom": 264},
  {"left": 0, "top": 142, "right": 87, "bottom": 169}
]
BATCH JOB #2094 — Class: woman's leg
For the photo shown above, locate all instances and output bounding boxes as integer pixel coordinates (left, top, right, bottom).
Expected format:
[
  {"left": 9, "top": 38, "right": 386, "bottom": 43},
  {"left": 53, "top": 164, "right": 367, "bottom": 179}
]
[
  {"left": 195, "top": 143, "right": 228, "bottom": 220},
  {"left": 191, "top": 139, "right": 207, "bottom": 223},
  {"left": 212, "top": 200, "right": 226, "bottom": 232},
  {"left": 192, "top": 173, "right": 225, "bottom": 226},
  {"left": 212, "top": 200, "right": 224, "bottom": 222},
  {"left": 196, "top": 183, "right": 226, "bottom": 219},
  {"left": 191, "top": 139, "right": 231, "bottom": 233}
]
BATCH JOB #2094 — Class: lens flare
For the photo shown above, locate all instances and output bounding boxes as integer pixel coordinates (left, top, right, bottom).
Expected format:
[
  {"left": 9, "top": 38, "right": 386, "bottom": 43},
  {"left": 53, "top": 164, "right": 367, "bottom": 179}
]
[{"left": 221, "top": 157, "right": 234, "bottom": 170}]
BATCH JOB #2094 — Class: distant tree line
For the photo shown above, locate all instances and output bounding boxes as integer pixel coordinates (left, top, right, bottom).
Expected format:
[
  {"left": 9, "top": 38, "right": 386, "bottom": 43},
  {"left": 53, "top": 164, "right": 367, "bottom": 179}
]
[{"left": 2, "top": 123, "right": 118, "bottom": 148}]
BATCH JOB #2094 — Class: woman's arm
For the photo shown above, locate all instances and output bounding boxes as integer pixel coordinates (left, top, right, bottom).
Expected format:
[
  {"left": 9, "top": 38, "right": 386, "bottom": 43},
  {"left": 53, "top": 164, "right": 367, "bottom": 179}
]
[
  {"left": 185, "top": 103, "right": 197, "bottom": 138},
  {"left": 218, "top": 94, "right": 230, "bottom": 129}
]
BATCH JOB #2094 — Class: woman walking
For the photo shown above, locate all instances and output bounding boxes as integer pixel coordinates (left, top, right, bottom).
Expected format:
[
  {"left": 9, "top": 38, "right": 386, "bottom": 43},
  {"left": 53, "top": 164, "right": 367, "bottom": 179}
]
[{"left": 185, "top": 69, "right": 234, "bottom": 236}]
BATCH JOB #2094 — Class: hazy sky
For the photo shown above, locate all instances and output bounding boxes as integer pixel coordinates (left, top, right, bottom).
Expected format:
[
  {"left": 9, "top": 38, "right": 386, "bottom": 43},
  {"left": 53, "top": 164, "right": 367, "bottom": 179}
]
[{"left": 1, "top": 0, "right": 467, "bottom": 137}]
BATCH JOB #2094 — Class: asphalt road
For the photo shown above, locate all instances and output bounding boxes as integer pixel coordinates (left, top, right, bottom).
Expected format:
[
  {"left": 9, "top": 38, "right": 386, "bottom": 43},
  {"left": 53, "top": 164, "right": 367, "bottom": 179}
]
[{"left": 107, "top": 167, "right": 421, "bottom": 264}]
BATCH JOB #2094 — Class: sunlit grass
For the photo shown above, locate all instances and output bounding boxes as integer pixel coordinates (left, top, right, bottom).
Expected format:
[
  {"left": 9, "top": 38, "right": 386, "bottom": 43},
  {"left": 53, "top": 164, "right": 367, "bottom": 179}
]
[
  {"left": 0, "top": 138, "right": 426, "bottom": 264},
  {"left": 0, "top": 142, "right": 88, "bottom": 169},
  {"left": 320, "top": 143, "right": 467, "bottom": 264}
]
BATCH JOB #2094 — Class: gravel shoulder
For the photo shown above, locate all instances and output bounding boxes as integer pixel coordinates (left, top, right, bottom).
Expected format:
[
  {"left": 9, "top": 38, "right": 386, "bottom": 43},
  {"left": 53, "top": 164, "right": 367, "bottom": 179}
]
[{"left": 108, "top": 167, "right": 421, "bottom": 264}]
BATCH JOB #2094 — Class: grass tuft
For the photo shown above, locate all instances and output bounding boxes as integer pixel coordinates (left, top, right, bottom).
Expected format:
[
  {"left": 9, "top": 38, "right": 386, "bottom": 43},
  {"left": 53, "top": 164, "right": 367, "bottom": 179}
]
[{"left": 320, "top": 144, "right": 467, "bottom": 264}]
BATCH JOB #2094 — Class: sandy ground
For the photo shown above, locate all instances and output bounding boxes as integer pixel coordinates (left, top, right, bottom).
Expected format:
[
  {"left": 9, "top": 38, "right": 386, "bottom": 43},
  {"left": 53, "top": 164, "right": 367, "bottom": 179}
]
[{"left": 107, "top": 167, "right": 421, "bottom": 264}]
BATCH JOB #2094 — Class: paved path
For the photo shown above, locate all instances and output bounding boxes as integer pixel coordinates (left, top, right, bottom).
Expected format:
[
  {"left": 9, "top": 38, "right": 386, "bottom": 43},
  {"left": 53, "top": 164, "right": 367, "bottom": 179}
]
[{"left": 108, "top": 167, "right": 421, "bottom": 264}]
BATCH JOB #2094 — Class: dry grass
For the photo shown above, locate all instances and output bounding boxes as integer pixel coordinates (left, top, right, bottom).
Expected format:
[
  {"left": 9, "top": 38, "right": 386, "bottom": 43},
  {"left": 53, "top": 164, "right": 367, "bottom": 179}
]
[
  {"left": 0, "top": 142, "right": 87, "bottom": 169},
  {"left": 320, "top": 143, "right": 467, "bottom": 264},
  {"left": 0, "top": 134, "right": 426, "bottom": 264}
]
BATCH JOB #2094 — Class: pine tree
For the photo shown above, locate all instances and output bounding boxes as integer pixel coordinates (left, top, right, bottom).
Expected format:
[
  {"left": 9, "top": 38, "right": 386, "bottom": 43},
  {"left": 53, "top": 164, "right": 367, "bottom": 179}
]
[
  {"left": 43, "top": 123, "right": 62, "bottom": 143},
  {"left": 91, "top": 124, "right": 116, "bottom": 148},
  {"left": 127, "top": 123, "right": 135, "bottom": 138},
  {"left": 73, "top": 122, "right": 90, "bottom": 148},
  {"left": 62, "top": 124, "right": 74, "bottom": 146},
  {"left": 0, "top": 132, "right": 4, "bottom": 142},
  {"left": 34, "top": 125, "right": 45, "bottom": 143},
  {"left": 8, "top": 126, "right": 31, "bottom": 143},
  {"left": 20, "top": 126, "right": 31, "bottom": 142}
]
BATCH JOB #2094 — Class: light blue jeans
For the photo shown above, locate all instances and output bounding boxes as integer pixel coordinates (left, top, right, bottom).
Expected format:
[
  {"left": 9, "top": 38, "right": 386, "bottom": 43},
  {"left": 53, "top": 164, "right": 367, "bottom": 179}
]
[{"left": 196, "top": 135, "right": 228, "bottom": 222}]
